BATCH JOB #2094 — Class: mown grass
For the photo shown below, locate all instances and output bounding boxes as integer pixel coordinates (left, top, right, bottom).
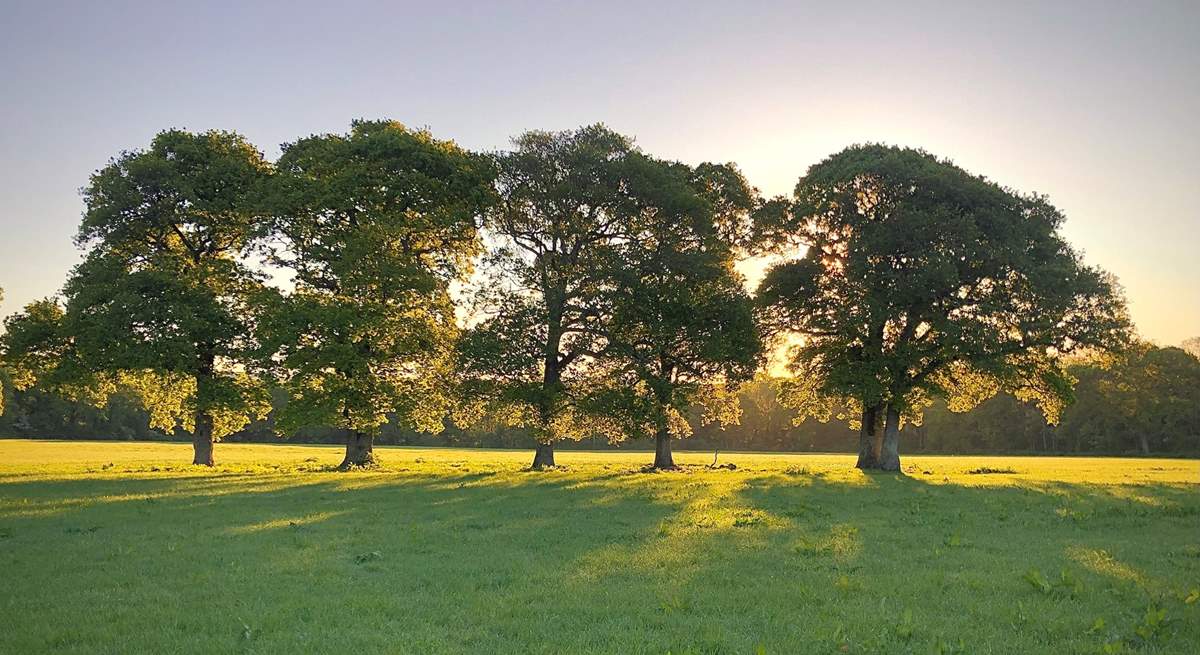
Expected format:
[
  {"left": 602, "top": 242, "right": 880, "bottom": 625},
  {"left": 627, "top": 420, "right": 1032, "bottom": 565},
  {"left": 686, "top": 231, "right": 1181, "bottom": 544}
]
[{"left": 0, "top": 440, "right": 1197, "bottom": 654}]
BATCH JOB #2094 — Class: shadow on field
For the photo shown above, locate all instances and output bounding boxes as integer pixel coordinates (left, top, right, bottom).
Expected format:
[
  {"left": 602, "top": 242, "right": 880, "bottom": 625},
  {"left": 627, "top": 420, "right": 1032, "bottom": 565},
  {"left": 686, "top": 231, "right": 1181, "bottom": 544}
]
[{"left": 0, "top": 468, "right": 1198, "bottom": 653}]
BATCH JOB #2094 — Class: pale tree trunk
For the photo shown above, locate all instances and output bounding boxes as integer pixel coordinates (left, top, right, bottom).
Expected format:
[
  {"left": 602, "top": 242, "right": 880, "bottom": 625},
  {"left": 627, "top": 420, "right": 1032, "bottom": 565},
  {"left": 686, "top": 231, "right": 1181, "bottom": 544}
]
[
  {"left": 855, "top": 403, "right": 883, "bottom": 469},
  {"left": 339, "top": 431, "right": 377, "bottom": 470},
  {"left": 192, "top": 409, "right": 215, "bottom": 466},
  {"left": 879, "top": 404, "right": 902, "bottom": 471},
  {"left": 652, "top": 428, "right": 676, "bottom": 470},
  {"left": 531, "top": 442, "right": 556, "bottom": 469}
]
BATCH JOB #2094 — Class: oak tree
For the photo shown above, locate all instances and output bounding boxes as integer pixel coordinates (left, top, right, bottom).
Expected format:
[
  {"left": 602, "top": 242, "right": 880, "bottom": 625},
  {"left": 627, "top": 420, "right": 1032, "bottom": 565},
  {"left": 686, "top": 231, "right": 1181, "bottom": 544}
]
[
  {"left": 757, "top": 144, "right": 1131, "bottom": 470},
  {"left": 458, "top": 125, "right": 639, "bottom": 468},
  {"left": 63, "top": 130, "right": 273, "bottom": 465},
  {"left": 259, "top": 120, "right": 494, "bottom": 470},
  {"left": 590, "top": 159, "right": 763, "bottom": 469}
]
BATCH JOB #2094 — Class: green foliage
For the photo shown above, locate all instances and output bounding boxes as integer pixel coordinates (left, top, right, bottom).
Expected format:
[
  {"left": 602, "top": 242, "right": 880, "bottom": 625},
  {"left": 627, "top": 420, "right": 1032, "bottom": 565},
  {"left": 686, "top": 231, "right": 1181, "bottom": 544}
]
[
  {"left": 587, "top": 157, "right": 764, "bottom": 445},
  {"left": 257, "top": 120, "right": 494, "bottom": 438},
  {"left": 0, "top": 298, "right": 118, "bottom": 411},
  {"left": 1022, "top": 567, "right": 1053, "bottom": 594},
  {"left": 462, "top": 126, "right": 765, "bottom": 453},
  {"left": 5, "top": 343, "right": 1195, "bottom": 456},
  {"left": 458, "top": 125, "right": 644, "bottom": 445},
  {"left": 1133, "top": 605, "right": 1170, "bottom": 642},
  {"left": 0, "top": 293, "right": 161, "bottom": 438},
  {"left": 2, "top": 131, "right": 1170, "bottom": 465},
  {"left": 1065, "top": 342, "right": 1200, "bottom": 453},
  {"left": 2, "top": 299, "right": 72, "bottom": 393},
  {"left": 53, "top": 129, "right": 274, "bottom": 443},
  {"left": 757, "top": 144, "right": 1132, "bottom": 450}
]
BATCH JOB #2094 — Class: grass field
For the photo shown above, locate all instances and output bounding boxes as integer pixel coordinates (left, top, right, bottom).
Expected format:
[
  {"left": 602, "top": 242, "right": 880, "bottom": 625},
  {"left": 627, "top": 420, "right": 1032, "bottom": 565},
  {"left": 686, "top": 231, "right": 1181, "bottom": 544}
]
[{"left": 1, "top": 440, "right": 1197, "bottom": 654}]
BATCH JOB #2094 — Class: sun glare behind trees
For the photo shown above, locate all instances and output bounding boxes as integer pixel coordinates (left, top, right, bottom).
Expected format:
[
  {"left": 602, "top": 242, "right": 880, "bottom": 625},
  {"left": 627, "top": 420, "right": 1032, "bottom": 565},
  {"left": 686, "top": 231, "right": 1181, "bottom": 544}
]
[{"left": 755, "top": 145, "right": 1132, "bottom": 471}]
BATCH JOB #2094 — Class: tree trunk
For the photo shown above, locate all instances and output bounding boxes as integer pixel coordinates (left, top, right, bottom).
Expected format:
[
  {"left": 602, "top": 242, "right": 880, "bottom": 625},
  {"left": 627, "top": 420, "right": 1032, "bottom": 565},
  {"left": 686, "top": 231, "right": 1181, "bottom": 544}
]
[
  {"left": 532, "top": 303, "right": 564, "bottom": 471},
  {"left": 531, "top": 442, "right": 556, "bottom": 469},
  {"left": 193, "top": 344, "right": 217, "bottom": 466},
  {"left": 855, "top": 403, "right": 883, "bottom": 469},
  {"left": 192, "top": 410, "right": 215, "bottom": 466},
  {"left": 879, "top": 404, "right": 902, "bottom": 471},
  {"left": 1138, "top": 433, "right": 1150, "bottom": 456},
  {"left": 652, "top": 429, "right": 676, "bottom": 470},
  {"left": 338, "top": 431, "right": 377, "bottom": 470}
]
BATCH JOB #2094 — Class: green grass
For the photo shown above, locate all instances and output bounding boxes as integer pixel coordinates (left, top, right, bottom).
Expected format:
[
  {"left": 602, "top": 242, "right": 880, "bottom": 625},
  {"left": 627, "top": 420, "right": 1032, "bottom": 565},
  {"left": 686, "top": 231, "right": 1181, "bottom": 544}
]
[{"left": 1, "top": 440, "right": 1198, "bottom": 654}]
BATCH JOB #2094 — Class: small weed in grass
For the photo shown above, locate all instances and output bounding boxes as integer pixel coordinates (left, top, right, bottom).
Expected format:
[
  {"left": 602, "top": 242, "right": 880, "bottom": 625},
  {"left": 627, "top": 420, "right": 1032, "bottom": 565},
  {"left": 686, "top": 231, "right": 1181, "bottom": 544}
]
[
  {"left": 731, "top": 510, "right": 766, "bottom": 527},
  {"left": 353, "top": 551, "right": 383, "bottom": 564},
  {"left": 1022, "top": 568, "right": 1084, "bottom": 597},
  {"left": 1132, "top": 605, "right": 1172, "bottom": 643},
  {"left": 931, "top": 637, "right": 968, "bottom": 654},
  {"left": 657, "top": 594, "right": 692, "bottom": 614},
  {"left": 238, "top": 618, "right": 255, "bottom": 642},
  {"left": 893, "top": 608, "right": 916, "bottom": 642}
]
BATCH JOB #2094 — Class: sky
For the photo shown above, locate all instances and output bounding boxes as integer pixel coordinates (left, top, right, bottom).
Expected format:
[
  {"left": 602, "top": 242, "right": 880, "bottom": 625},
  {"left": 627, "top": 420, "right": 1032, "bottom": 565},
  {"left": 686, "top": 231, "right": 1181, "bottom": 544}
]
[{"left": 1, "top": 0, "right": 1197, "bottom": 345}]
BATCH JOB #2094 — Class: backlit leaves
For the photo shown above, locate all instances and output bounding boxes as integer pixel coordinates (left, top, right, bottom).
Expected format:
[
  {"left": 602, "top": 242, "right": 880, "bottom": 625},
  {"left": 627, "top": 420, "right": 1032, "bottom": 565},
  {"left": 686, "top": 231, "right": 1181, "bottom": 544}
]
[
  {"left": 258, "top": 121, "right": 494, "bottom": 437},
  {"left": 758, "top": 144, "right": 1131, "bottom": 428}
]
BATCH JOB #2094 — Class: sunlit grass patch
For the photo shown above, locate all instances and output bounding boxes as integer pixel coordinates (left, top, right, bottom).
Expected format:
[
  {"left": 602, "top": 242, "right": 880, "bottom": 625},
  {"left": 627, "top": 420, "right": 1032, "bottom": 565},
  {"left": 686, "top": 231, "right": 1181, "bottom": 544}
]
[
  {"left": 1068, "top": 545, "right": 1154, "bottom": 589},
  {"left": 792, "top": 523, "right": 861, "bottom": 561},
  {"left": 225, "top": 510, "right": 345, "bottom": 534}
]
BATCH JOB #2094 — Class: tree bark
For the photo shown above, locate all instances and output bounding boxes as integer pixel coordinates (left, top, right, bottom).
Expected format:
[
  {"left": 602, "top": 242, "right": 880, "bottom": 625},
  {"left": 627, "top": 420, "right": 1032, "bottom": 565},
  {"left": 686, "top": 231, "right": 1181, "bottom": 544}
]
[
  {"left": 531, "top": 441, "right": 556, "bottom": 469},
  {"left": 652, "top": 429, "right": 676, "bottom": 470},
  {"left": 192, "top": 344, "right": 217, "bottom": 466},
  {"left": 192, "top": 410, "right": 215, "bottom": 466},
  {"left": 338, "top": 431, "right": 377, "bottom": 470},
  {"left": 532, "top": 298, "right": 565, "bottom": 471},
  {"left": 879, "top": 404, "right": 902, "bottom": 471},
  {"left": 855, "top": 403, "right": 883, "bottom": 469}
]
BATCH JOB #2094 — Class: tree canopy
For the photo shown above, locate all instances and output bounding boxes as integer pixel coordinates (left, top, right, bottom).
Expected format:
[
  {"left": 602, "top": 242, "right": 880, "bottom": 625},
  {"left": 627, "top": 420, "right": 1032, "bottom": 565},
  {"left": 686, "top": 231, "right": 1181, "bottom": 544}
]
[
  {"left": 757, "top": 144, "right": 1131, "bottom": 470},
  {"left": 1065, "top": 342, "right": 1200, "bottom": 454},
  {"left": 1, "top": 295, "right": 75, "bottom": 418},
  {"left": 458, "top": 125, "right": 645, "bottom": 468},
  {"left": 23, "top": 130, "right": 275, "bottom": 464},
  {"left": 256, "top": 120, "right": 495, "bottom": 469},
  {"left": 587, "top": 158, "right": 764, "bottom": 468}
]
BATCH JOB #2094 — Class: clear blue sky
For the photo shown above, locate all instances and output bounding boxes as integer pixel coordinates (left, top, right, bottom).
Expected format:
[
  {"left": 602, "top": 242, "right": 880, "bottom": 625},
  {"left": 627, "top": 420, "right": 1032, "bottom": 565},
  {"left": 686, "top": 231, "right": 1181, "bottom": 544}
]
[{"left": 1, "top": 0, "right": 1197, "bottom": 344}]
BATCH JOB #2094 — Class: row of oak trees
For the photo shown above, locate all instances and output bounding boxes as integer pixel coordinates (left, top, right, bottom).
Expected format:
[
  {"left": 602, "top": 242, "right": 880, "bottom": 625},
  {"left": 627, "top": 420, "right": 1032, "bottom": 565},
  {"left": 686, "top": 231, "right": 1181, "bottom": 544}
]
[{"left": 0, "top": 122, "right": 1131, "bottom": 470}]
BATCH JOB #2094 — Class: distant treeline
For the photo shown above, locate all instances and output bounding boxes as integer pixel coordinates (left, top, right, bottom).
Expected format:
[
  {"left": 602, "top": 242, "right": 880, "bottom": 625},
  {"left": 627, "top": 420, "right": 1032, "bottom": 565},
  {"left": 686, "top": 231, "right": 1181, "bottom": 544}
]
[{"left": 5, "top": 343, "right": 1196, "bottom": 456}]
